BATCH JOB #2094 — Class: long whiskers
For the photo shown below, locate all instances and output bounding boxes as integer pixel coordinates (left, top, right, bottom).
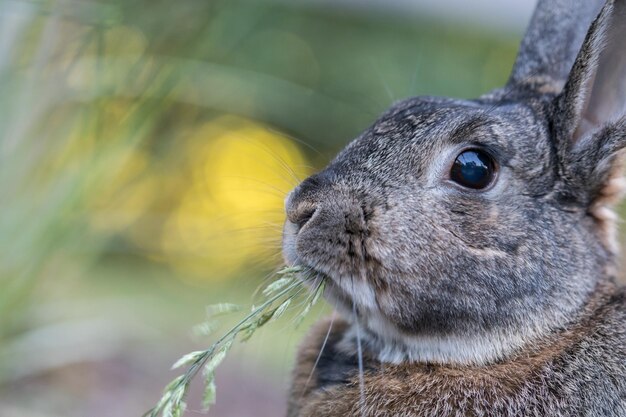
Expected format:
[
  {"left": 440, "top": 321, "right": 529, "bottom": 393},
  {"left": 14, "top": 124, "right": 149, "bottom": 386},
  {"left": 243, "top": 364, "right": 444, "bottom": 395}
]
[
  {"left": 352, "top": 295, "right": 366, "bottom": 417},
  {"left": 299, "top": 310, "right": 336, "bottom": 400},
  {"left": 370, "top": 57, "right": 395, "bottom": 105}
]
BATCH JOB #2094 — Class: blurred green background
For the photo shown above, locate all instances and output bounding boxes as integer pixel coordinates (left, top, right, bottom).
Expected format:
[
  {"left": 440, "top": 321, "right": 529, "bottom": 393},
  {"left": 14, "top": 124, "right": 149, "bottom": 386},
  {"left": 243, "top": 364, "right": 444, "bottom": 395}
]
[{"left": 0, "top": 0, "right": 566, "bottom": 416}]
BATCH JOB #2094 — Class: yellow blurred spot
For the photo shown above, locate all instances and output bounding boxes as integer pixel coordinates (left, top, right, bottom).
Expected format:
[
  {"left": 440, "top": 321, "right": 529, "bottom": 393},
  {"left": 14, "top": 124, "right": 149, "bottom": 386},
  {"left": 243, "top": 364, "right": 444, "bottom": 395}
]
[
  {"left": 81, "top": 111, "right": 310, "bottom": 281},
  {"left": 157, "top": 115, "right": 311, "bottom": 281}
]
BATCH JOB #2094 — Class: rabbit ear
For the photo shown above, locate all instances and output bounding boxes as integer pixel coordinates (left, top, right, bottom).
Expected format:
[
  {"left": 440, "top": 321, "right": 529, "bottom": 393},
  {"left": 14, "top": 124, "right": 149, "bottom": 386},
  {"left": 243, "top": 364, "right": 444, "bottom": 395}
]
[
  {"left": 555, "top": 0, "right": 626, "bottom": 144},
  {"left": 508, "top": 0, "right": 605, "bottom": 92},
  {"left": 552, "top": 0, "right": 626, "bottom": 254}
]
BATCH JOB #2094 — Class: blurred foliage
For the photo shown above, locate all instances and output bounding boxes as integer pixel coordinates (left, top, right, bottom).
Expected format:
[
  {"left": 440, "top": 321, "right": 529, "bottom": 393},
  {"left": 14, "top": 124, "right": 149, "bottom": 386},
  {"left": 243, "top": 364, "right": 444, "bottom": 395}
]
[
  {"left": 0, "top": 0, "right": 523, "bottom": 415},
  {"left": 0, "top": 0, "right": 520, "bottom": 287}
]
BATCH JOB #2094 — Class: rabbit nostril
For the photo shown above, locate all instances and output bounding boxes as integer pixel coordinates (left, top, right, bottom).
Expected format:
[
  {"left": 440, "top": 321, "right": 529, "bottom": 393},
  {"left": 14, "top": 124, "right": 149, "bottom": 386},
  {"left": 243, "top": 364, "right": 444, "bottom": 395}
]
[
  {"left": 296, "top": 207, "right": 316, "bottom": 229},
  {"left": 287, "top": 202, "right": 318, "bottom": 231}
]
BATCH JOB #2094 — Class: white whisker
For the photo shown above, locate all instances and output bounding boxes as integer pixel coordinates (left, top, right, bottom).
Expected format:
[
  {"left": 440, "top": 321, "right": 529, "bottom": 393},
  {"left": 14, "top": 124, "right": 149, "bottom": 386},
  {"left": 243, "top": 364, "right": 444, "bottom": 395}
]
[
  {"left": 353, "top": 300, "right": 366, "bottom": 417},
  {"left": 300, "top": 310, "right": 336, "bottom": 399},
  {"left": 369, "top": 57, "right": 395, "bottom": 104}
]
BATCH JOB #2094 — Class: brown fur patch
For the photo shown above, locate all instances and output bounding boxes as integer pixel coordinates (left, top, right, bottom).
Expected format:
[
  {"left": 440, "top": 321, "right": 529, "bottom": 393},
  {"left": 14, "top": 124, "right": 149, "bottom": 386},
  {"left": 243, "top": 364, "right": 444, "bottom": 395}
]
[
  {"left": 589, "top": 154, "right": 626, "bottom": 262},
  {"left": 287, "top": 317, "right": 350, "bottom": 416},
  {"left": 289, "top": 283, "right": 626, "bottom": 417}
]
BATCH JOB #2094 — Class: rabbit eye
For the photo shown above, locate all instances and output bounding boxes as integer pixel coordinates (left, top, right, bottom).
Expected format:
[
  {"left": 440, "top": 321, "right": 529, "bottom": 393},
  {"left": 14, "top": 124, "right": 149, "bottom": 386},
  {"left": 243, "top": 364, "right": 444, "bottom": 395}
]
[{"left": 450, "top": 149, "right": 496, "bottom": 190}]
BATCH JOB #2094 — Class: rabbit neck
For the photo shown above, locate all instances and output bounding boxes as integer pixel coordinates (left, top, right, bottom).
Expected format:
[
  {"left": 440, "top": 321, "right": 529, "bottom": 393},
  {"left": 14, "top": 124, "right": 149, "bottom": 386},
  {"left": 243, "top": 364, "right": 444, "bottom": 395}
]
[
  {"left": 336, "top": 279, "right": 616, "bottom": 366},
  {"left": 337, "top": 312, "right": 538, "bottom": 366}
]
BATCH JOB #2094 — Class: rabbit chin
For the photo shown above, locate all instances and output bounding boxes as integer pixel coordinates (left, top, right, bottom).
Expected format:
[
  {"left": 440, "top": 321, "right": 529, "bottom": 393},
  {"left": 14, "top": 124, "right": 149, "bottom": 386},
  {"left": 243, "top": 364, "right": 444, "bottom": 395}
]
[{"left": 320, "top": 277, "right": 548, "bottom": 366}]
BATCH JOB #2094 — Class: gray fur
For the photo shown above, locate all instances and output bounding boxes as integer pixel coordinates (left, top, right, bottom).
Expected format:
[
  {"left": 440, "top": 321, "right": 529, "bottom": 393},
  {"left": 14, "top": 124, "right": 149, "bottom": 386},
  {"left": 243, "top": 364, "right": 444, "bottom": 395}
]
[{"left": 283, "top": 0, "right": 626, "bottom": 415}]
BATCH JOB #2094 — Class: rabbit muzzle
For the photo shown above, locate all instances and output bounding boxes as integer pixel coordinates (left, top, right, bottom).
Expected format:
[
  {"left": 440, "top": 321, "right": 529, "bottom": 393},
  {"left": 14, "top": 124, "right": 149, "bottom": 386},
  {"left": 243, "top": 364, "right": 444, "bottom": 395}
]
[{"left": 282, "top": 172, "right": 382, "bottom": 314}]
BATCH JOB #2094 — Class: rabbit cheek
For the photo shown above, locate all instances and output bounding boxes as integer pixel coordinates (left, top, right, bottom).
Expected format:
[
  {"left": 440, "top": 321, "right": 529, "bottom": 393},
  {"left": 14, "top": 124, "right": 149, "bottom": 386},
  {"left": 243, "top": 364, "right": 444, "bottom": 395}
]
[{"left": 443, "top": 197, "right": 523, "bottom": 254}]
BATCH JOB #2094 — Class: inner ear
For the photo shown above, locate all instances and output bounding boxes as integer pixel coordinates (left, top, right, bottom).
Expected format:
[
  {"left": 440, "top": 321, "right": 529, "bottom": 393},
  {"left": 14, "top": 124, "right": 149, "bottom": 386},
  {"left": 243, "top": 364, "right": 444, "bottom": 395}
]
[
  {"left": 581, "top": 4, "right": 626, "bottom": 138},
  {"left": 557, "top": 0, "right": 626, "bottom": 145}
]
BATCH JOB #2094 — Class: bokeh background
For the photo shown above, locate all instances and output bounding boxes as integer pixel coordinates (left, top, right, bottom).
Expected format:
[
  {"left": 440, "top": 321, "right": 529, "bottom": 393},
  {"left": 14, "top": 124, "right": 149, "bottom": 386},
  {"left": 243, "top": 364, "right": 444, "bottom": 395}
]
[{"left": 4, "top": 0, "right": 616, "bottom": 416}]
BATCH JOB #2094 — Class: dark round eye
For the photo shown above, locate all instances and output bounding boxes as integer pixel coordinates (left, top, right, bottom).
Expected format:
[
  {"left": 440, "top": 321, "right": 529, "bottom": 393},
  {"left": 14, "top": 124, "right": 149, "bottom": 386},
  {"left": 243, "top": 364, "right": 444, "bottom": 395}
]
[{"left": 450, "top": 149, "right": 496, "bottom": 190}]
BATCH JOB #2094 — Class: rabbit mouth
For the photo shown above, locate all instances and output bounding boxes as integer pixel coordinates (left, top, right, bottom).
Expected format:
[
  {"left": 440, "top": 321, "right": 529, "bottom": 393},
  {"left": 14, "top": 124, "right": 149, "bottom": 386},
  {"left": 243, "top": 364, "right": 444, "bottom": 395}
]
[{"left": 288, "top": 258, "right": 380, "bottom": 322}]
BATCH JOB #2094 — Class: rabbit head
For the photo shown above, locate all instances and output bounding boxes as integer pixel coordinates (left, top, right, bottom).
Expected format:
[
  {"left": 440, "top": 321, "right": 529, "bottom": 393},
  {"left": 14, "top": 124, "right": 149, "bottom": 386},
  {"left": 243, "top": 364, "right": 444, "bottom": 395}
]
[{"left": 282, "top": 0, "right": 626, "bottom": 365}]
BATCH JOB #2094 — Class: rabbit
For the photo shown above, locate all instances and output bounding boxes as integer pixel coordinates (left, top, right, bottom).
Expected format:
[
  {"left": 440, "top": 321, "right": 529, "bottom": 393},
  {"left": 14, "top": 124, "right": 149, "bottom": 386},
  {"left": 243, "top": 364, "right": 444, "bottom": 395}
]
[{"left": 281, "top": 0, "right": 626, "bottom": 416}]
